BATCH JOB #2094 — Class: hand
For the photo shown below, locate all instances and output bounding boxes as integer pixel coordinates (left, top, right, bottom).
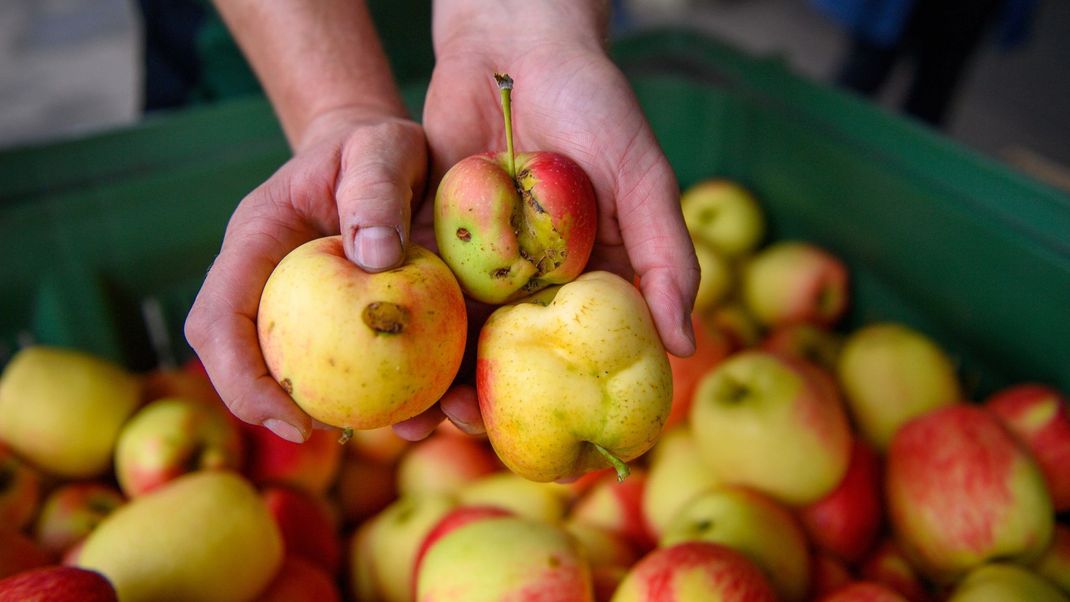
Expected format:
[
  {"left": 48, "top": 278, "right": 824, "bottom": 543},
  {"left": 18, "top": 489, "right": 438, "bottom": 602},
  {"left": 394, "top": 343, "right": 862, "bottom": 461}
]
[
  {"left": 424, "top": 3, "right": 699, "bottom": 360},
  {"left": 184, "top": 108, "right": 430, "bottom": 443}
]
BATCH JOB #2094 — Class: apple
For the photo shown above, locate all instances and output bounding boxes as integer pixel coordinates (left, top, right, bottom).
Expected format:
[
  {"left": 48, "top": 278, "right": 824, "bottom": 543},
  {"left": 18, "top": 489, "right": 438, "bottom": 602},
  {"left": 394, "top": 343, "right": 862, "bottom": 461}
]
[
  {"left": 257, "top": 555, "right": 341, "bottom": 602},
  {"left": 741, "top": 241, "right": 849, "bottom": 328},
  {"left": 0, "top": 531, "right": 52, "bottom": 579},
  {"left": 456, "top": 472, "right": 571, "bottom": 525},
  {"left": 244, "top": 424, "right": 343, "bottom": 496},
  {"left": 0, "top": 442, "right": 42, "bottom": 533},
  {"left": 477, "top": 270, "right": 672, "bottom": 483},
  {"left": 334, "top": 453, "right": 397, "bottom": 526},
  {"left": 798, "top": 439, "right": 883, "bottom": 564},
  {"left": 810, "top": 553, "right": 854, "bottom": 598},
  {"left": 679, "top": 179, "right": 766, "bottom": 258},
  {"left": 837, "top": 323, "right": 962, "bottom": 450},
  {"left": 701, "top": 301, "right": 763, "bottom": 349},
  {"left": 947, "top": 563, "right": 1067, "bottom": 602},
  {"left": 660, "top": 486, "right": 811, "bottom": 601},
  {"left": 412, "top": 505, "right": 515, "bottom": 596},
  {"left": 434, "top": 73, "right": 597, "bottom": 304},
  {"left": 76, "top": 471, "right": 282, "bottom": 602},
  {"left": 0, "top": 566, "right": 118, "bottom": 602},
  {"left": 858, "top": 539, "right": 933, "bottom": 602},
  {"left": 985, "top": 383, "right": 1070, "bottom": 511},
  {"left": 349, "top": 493, "right": 455, "bottom": 602},
  {"left": 262, "top": 486, "right": 341, "bottom": 576},
  {"left": 641, "top": 425, "right": 721, "bottom": 540},
  {"left": 760, "top": 322, "right": 843, "bottom": 373},
  {"left": 416, "top": 515, "right": 594, "bottom": 601},
  {"left": 570, "top": 468, "right": 655, "bottom": 553},
  {"left": 258, "top": 237, "right": 467, "bottom": 430},
  {"left": 689, "top": 350, "right": 852, "bottom": 505},
  {"left": 886, "top": 405, "right": 1053, "bottom": 582},
  {"left": 692, "top": 241, "right": 735, "bottom": 312},
  {"left": 345, "top": 425, "right": 409, "bottom": 464},
  {"left": 1032, "top": 524, "right": 1070, "bottom": 595},
  {"left": 114, "top": 396, "right": 244, "bottom": 497},
  {"left": 612, "top": 541, "right": 777, "bottom": 602},
  {"left": 664, "top": 315, "right": 733, "bottom": 430},
  {"left": 565, "top": 521, "right": 639, "bottom": 602},
  {"left": 823, "top": 582, "right": 911, "bottom": 602},
  {"left": 0, "top": 346, "right": 141, "bottom": 478},
  {"left": 395, "top": 432, "right": 499, "bottom": 497},
  {"left": 34, "top": 482, "right": 125, "bottom": 556}
]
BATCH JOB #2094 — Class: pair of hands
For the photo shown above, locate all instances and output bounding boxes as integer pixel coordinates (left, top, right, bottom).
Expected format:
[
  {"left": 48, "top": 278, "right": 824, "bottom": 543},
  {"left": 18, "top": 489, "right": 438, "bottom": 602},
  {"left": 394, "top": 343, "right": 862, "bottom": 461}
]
[{"left": 184, "top": 21, "right": 699, "bottom": 444}]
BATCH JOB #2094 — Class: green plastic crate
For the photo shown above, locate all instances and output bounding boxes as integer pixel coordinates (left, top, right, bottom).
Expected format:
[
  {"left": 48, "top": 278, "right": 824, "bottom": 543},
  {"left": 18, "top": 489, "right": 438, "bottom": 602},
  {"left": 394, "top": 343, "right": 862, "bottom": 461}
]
[{"left": 1, "top": 29, "right": 1067, "bottom": 398}]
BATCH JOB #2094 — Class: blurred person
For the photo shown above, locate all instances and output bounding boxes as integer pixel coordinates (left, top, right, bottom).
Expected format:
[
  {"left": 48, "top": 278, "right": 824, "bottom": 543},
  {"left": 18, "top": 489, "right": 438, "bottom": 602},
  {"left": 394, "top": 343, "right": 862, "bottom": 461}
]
[{"left": 814, "top": 0, "right": 1040, "bottom": 126}]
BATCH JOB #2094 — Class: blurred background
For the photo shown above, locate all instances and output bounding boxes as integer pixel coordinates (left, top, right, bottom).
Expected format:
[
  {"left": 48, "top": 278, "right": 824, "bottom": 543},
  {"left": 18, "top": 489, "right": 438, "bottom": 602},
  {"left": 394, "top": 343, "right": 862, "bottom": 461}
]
[{"left": 1, "top": 0, "right": 1068, "bottom": 190}]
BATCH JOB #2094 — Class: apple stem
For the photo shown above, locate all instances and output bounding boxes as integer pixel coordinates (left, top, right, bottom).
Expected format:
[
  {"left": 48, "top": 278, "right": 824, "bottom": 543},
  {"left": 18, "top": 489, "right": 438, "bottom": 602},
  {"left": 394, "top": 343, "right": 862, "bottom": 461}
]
[
  {"left": 592, "top": 443, "right": 631, "bottom": 482},
  {"left": 338, "top": 427, "right": 353, "bottom": 445},
  {"left": 495, "top": 73, "right": 516, "bottom": 179}
]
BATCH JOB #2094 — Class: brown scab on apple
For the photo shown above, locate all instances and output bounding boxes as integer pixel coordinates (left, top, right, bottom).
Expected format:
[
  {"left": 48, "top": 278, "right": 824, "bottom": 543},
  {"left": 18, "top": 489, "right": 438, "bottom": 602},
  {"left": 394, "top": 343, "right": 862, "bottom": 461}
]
[{"left": 362, "top": 302, "right": 409, "bottom": 335}]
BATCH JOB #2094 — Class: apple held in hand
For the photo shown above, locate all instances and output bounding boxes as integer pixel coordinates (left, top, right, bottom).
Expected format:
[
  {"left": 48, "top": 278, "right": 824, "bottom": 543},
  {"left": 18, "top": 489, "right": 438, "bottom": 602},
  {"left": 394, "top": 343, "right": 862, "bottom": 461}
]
[
  {"left": 434, "top": 74, "right": 597, "bottom": 304},
  {"left": 477, "top": 270, "right": 672, "bottom": 483},
  {"left": 886, "top": 405, "right": 1053, "bottom": 582},
  {"left": 689, "top": 350, "right": 852, "bottom": 505},
  {"left": 258, "top": 237, "right": 467, "bottom": 430}
]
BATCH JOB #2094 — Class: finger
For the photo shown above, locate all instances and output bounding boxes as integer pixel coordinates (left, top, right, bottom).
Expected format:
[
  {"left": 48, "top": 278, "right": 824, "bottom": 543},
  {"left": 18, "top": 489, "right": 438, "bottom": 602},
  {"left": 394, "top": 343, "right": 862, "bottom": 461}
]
[
  {"left": 336, "top": 120, "right": 427, "bottom": 271},
  {"left": 440, "top": 384, "right": 485, "bottom": 436},
  {"left": 392, "top": 404, "right": 446, "bottom": 442}
]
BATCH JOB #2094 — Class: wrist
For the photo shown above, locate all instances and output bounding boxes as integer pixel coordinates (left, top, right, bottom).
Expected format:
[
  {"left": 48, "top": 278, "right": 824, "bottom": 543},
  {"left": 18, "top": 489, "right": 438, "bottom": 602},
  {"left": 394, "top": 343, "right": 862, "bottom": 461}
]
[{"left": 433, "top": 0, "right": 610, "bottom": 59}]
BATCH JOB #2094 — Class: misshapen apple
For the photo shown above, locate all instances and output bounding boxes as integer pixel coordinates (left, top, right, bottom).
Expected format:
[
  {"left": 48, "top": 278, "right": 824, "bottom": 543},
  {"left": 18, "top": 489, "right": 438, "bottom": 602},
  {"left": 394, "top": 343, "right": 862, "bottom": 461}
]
[
  {"left": 435, "top": 74, "right": 596, "bottom": 304},
  {"left": 477, "top": 271, "right": 672, "bottom": 483},
  {"left": 258, "top": 238, "right": 467, "bottom": 431}
]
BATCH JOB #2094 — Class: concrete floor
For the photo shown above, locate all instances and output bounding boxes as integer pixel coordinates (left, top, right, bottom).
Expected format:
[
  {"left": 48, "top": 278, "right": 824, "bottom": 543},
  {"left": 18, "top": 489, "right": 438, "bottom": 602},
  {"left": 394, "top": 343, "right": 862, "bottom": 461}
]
[{"left": 2, "top": 0, "right": 1068, "bottom": 189}]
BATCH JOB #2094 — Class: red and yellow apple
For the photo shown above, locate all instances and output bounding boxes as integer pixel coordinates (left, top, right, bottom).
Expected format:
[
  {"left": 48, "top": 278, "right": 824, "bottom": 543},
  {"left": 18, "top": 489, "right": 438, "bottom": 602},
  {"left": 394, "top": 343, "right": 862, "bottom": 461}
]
[
  {"left": 664, "top": 315, "right": 733, "bottom": 430},
  {"left": 333, "top": 454, "right": 397, "bottom": 526},
  {"left": 262, "top": 486, "right": 341, "bottom": 576},
  {"left": 34, "top": 482, "right": 125, "bottom": 556},
  {"left": 395, "top": 433, "right": 499, "bottom": 497},
  {"left": 680, "top": 179, "right": 766, "bottom": 258},
  {"left": 257, "top": 555, "right": 341, "bottom": 602},
  {"left": 612, "top": 541, "right": 777, "bottom": 602},
  {"left": 258, "top": 237, "right": 467, "bottom": 430},
  {"left": 641, "top": 425, "right": 721, "bottom": 540},
  {"left": 570, "top": 468, "right": 655, "bottom": 553},
  {"left": 0, "top": 565, "right": 118, "bottom": 602},
  {"left": 858, "top": 539, "right": 933, "bottom": 602},
  {"left": 243, "top": 424, "right": 342, "bottom": 497},
  {"left": 741, "top": 241, "right": 849, "bottom": 328}
]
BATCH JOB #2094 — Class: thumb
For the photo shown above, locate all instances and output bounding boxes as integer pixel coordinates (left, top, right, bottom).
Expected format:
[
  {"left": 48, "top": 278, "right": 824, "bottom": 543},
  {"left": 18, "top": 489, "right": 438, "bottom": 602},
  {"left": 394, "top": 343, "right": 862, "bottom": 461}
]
[{"left": 335, "top": 121, "right": 427, "bottom": 271}]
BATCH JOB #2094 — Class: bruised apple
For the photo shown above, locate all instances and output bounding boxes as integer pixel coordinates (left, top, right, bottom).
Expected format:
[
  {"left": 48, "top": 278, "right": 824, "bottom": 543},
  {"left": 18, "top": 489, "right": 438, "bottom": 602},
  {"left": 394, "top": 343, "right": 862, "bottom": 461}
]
[
  {"left": 258, "top": 237, "right": 467, "bottom": 431},
  {"left": 477, "top": 271, "right": 672, "bottom": 483}
]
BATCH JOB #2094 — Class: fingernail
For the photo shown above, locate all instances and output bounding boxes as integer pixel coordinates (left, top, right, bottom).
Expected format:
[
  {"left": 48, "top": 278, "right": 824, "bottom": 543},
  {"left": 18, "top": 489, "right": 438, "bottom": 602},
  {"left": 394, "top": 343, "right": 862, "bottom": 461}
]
[
  {"left": 263, "top": 419, "right": 306, "bottom": 444},
  {"left": 353, "top": 226, "right": 403, "bottom": 271},
  {"left": 681, "top": 310, "right": 697, "bottom": 352}
]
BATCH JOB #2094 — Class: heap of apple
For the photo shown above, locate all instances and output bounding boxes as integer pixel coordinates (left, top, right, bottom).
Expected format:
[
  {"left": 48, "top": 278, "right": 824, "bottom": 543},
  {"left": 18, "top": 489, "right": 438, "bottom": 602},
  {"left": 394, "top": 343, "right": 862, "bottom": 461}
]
[{"left": 1, "top": 73, "right": 1069, "bottom": 602}]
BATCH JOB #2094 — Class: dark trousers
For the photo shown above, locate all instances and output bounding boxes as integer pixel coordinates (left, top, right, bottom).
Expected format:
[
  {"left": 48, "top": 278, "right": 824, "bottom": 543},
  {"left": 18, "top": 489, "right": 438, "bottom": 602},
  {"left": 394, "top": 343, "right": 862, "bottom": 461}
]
[{"left": 836, "top": 0, "right": 1004, "bottom": 127}]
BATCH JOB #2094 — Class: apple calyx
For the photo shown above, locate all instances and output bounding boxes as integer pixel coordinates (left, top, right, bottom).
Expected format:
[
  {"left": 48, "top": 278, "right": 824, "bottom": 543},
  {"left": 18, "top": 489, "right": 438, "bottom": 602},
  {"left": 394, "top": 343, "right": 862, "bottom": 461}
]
[
  {"left": 363, "top": 302, "right": 409, "bottom": 334},
  {"left": 592, "top": 443, "right": 631, "bottom": 482}
]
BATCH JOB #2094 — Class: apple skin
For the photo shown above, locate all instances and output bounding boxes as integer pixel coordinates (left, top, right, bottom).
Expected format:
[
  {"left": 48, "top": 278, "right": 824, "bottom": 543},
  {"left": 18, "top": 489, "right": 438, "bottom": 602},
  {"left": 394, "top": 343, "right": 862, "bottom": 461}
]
[
  {"left": 114, "top": 396, "right": 244, "bottom": 498},
  {"left": 334, "top": 453, "right": 397, "bottom": 526},
  {"left": 692, "top": 241, "right": 735, "bottom": 312},
  {"left": 243, "top": 424, "right": 342, "bottom": 497},
  {"left": 641, "top": 425, "right": 721, "bottom": 540},
  {"left": 837, "top": 323, "right": 962, "bottom": 450},
  {"left": 565, "top": 521, "right": 640, "bottom": 602},
  {"left": 664, "top": 315, "right": 734, "bottom": 430},
  {"left": 345, "top": 426, "right": 409, "bottom": 464},
  {"left": 0, "top": 531, "right": 53, "bottom": 579},
  {"left": 947, "top": 563, "right": 1068, "bottom": 602},
  {"left": 741, "top": 241, "right": 849, "bottom": 329},
  {"left": 810, "top": 553, "right": 854, "bottom": 599},
  {"left": 258, "top": 237, "right": 467, "bottom": 430},
  {"left": 760, "top": 323, "right": 843, "bottom": 373},
  {"left": 612, "top": 541, "right": 778, "bottom": 602},
  {"left": 680, "top": 179, "right": 766, "bottom": 258},
  {"left": 34, "top": 482, "right": 125, "bottom": 556},
  {"left": 0, "top": 442, "right": 42, "bottom": 533},
  {"left": 76, "top": 471, "right": 283, "bottom": 602},
  {"left": 0, "top": 346, "right": 142, "bottom": 479},
  {"left": 858, "top": 539, "right": 933, "bottom": 602},
  {"left": 396, "top": 433, "right": 499, "bottom": 497},
  {"left": 416, "top": 515, "right": 594, "bottom": 602},
  {"left": 886, "top": 405, "right": 1054, "bottom": 583},
  {"left": 798, "top": 439, "right": 884, "bottom": 565},
  {"left": 476, "top": 270, "right": 672, "bottom": 483},
  {"left": 570, "top": 468, "right": 656, "bottom": 553},
  {"left": 257, "top": 555, "right": 341, "bottom": 602},
  {"left": 689, "top": 350, "right": 852, "bottom": 505},
  {"left": 0, "top": 565, "right": 118, "bottom": 602},
  {"left": 985, "top": 383, "right": 1070, "bottom": 511},
  {"left": 262, "top": 486, "right": 341, "bottom": 576},
  {"left": 456, "top": 472, "right": 571, "bottom": 525},
  {"left": 660, "top": 486, "right": 812, "bottom": 601},
  {"left": 823, "top": 582, "right": 911, "bottom": 602},
  {"left": 412, "top": 505, "right": 515, "bottom": 596},
  {"left": 434, "top": 151, "right": 597, "bottom": 304},
  {"left": 1032, "top": 524, "right": 1070, "bottom": 595}
]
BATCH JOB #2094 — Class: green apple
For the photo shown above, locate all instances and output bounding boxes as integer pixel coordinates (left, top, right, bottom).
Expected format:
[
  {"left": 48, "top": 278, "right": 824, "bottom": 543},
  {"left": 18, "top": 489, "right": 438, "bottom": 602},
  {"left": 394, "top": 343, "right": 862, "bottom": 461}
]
[
  {"left": 661, "top": 486, "right": 811, "bottom": 601},
  {"left": 76, "top": 471, "right": 282, "bottom": 602},
  {"left": 948, "top": 564, "right": 1068, "bottom": 602},
  {"left": 477, "top": 271, "right": 672, "bottom": 483},
  {"left": 837, "top": 323, "right": 961, "bottom": 450},
  {"left": 689, "top": 350, "right": 852, "bottom": 505},
  {"left": 0, "top": 346, "right": 141, "bottom": 478},
  {"left": 258, "top": 237, "right": 467, "bottom": 430},
  {"left": 680, "top": 179, "right": 766, "bottom": 257},
  {"left": 416, "top": 515, "right": 593, "bottom": 601},
  {"left": 641, "top": 425, "right": 720, "bottom": 539}
]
